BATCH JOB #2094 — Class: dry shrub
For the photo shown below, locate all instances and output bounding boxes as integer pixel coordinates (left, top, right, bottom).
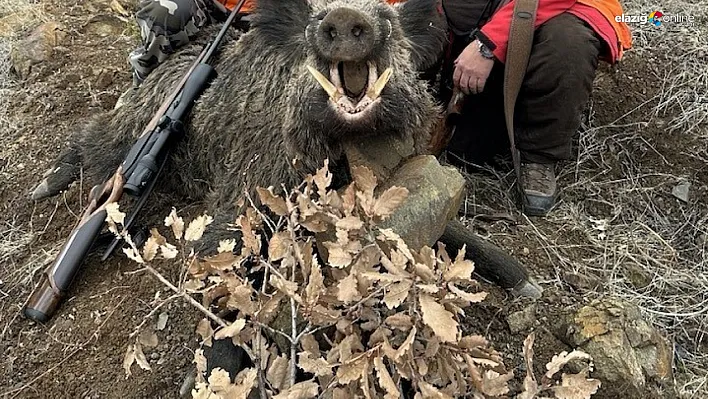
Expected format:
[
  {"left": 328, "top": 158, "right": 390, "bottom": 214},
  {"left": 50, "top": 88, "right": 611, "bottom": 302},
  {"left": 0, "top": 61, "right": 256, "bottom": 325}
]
[
  {"left": 622, "top": 0, "right": 708, "bottom": 136},
  {"left": 112, "top": 163, "right": 600, "bottom": 398},
  {"left": 0, "top": 0, "right": 46, "bottom": 317}
]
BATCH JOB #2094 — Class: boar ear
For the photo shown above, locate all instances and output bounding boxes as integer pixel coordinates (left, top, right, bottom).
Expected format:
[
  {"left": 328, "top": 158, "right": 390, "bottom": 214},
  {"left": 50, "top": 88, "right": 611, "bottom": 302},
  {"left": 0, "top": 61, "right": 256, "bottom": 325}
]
[
  {"left": 395, "top": 0, "right": 448, "bottom": 72},
  {"left": 251, "top": 0, "right": 311, "bottom": 47}
]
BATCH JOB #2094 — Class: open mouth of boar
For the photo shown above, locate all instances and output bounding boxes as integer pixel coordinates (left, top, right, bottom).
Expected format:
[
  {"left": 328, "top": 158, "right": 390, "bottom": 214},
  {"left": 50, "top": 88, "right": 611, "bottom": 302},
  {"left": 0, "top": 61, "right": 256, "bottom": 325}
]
[{"left": 307, "top": 61, "right": 392, "bottom": 119}]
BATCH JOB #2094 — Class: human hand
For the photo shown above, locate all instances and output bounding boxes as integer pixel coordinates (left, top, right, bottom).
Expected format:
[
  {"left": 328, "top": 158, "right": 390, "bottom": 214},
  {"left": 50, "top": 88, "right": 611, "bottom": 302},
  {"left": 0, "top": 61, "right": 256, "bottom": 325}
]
[{"left": 453, "top": 40, "right": 495, "bottom": 95}]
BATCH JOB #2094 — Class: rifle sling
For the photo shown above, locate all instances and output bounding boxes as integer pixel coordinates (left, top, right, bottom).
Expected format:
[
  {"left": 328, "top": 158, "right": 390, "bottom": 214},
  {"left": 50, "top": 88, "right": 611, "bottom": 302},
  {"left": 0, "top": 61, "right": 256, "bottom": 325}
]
[{"left": 503, "top": 0, "right": 538, "bottom": 201}]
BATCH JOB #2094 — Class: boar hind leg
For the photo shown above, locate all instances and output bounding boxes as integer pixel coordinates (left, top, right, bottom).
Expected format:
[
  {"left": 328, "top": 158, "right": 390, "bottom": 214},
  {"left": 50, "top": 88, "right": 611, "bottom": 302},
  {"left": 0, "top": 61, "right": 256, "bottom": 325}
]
[
  {"left": 31, "top": 135, "right": 83, "bottom": 201},
  {"left": 441, "top": 219, "right": 543, "bottom": 298},
  {"left": 32, "top": 87, "right": 167, "bottom": 202},
  {"left": 31, "top": 119, "right": 128, "bottom": 201}
]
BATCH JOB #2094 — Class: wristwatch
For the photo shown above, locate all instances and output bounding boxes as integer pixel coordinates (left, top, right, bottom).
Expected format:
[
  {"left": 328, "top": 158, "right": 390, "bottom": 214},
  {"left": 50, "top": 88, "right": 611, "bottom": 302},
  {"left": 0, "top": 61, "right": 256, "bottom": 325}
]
[
  {"left": 477, "top": 40, "right": 495, "bottom": 60},
  {"left": 469, "top": 28, "right": 495, "bottom": 60}
]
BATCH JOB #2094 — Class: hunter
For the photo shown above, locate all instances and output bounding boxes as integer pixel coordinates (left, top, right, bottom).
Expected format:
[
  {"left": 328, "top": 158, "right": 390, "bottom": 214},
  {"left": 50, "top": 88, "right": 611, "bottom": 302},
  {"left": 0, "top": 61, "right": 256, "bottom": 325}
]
[{"left": 441, "top": 0, "right": 632, "bottom": 215}]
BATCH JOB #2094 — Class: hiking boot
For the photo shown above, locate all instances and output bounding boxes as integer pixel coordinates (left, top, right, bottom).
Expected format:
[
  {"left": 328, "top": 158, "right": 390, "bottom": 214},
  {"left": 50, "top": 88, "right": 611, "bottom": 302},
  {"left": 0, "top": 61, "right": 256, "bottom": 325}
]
[{"left": 520, "top": 163, "right": 558, "bottom": 216}]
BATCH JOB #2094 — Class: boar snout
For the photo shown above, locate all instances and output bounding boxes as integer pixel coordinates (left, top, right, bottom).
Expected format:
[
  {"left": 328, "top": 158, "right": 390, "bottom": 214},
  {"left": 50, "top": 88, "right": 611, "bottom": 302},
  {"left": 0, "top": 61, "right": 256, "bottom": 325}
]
[{"left": 317, "top": 7, "right": 375, "bottom": 62}]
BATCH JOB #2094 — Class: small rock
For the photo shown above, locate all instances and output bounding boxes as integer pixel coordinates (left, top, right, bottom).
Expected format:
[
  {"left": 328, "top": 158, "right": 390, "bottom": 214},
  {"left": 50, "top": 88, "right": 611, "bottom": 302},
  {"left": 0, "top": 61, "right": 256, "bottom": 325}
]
[
  {"left": 563, "top": 271, "right": 602, "bottom": 291},
  {"left": 94, "top": 68, "right": 115, "bottom": 89},
  {"left": 671, "top": 181, "right": 691, "bottom": 203},
  {"left": 157, "top": 312, "right": 169, "bottom": 331},
  {"left": 624, "top": 264, "right": 652, "bottom": 289},
  {"left": 65, "top": 73, "right": 81, "bottom": 84},
  {"left": 138, "top": 329, "right": 159, "bottom": 348},
  {"left": 180, "top": 370, "right": 196, "bottom": 398},
  {"left": 10, "top": 21, "right": 67, "bottom": 79},
  {"left": 554, "top": 298, "right": 673, "bottom": 397},
  {"left": 506, "top": 305, "right": 536, "bottom": 334},
  {"left": 83, "top": 15, "right": 126, "bottom": 37}
]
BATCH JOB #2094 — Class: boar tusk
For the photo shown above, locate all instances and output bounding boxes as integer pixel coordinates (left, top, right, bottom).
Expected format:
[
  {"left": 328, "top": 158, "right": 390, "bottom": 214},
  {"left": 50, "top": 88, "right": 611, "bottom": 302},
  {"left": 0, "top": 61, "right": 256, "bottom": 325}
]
[
  {"left": 306, "top": 65, "right": 338, "bottom": 99},
  {"left": 368, "top": 67, "right": 393, "bottom": 99}
]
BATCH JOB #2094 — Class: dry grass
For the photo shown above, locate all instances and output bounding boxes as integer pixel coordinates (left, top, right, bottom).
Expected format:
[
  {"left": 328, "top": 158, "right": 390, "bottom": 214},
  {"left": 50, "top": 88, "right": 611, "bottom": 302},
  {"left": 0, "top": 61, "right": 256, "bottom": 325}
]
[
  {"left": 0, "top": 0, "right": 45, "bottom": 158},
  {"left": 0, "top": 0, "right": 46, "bottom": 35},
  {"left": 554, "top": 126, "right": 707, "bottom": 397},
  {"left": 624, "top": 0, "right": 708, "bottom": 136},
  {"left": 589, "top": 9, "right": 708, "bottom": 397},
  {"left": 460, "top": 1, "right": 708, "bottom": 396},
  {"left": 0, "top": 0, "right": 46, "bottom": 322}
]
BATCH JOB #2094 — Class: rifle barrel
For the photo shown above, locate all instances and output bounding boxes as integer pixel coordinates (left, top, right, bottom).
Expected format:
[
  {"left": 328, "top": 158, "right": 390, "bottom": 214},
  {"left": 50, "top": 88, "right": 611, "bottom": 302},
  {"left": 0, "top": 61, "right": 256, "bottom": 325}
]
[{"left": 204, "top": 0, "right": 249, "bottom": 63}]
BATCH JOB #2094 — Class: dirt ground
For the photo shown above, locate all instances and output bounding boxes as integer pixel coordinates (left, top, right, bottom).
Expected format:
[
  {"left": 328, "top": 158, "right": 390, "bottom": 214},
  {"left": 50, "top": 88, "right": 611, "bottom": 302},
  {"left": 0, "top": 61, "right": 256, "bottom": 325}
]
[{"left": 1, "top": 0, "right": 707, "bottom": 398}]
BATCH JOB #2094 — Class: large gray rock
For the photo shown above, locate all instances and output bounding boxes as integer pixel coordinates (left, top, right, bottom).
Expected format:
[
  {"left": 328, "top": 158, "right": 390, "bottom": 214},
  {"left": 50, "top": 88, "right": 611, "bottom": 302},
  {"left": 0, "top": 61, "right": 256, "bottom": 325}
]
[
  {"left": 554, "top": 298, "right": 673, "bottom": 397},
  {"left": 10, "top": 21, "right": 66, "bottom": 79}
]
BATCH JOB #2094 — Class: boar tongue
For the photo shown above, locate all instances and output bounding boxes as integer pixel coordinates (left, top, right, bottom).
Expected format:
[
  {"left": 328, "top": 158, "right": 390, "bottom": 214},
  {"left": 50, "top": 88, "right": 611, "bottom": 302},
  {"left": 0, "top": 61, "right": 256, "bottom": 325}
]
[{"left": 341, "top": 61, "right": 369, "bottom": 98}]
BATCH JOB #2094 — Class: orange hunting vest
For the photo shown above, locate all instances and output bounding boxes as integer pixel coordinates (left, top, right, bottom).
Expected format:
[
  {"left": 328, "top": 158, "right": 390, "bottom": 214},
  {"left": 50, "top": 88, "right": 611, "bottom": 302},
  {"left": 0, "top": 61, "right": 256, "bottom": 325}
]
[
  {"left": 218, "top": 0, "right": 406, "bottom": 14},
  {"left": 576, "top": 0, "right": 632, "bottom": 57}
]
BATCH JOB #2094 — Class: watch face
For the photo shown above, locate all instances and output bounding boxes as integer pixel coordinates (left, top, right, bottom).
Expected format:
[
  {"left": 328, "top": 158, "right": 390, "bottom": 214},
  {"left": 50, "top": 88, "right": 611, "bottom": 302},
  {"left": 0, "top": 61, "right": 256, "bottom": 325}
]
[{"left": 479, "top": 43, "right": 494, "bottom": 59}]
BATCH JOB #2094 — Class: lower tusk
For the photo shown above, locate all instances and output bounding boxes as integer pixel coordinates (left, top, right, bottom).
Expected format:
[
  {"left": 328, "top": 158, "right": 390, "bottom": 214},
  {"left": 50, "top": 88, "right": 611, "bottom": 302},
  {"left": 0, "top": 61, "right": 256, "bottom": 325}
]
[
  {"left": 367, "top": 67, "right": 393, "bottom": 99},
  {"left": 307, "top": 65, "right": 338, "bottom": 99}
]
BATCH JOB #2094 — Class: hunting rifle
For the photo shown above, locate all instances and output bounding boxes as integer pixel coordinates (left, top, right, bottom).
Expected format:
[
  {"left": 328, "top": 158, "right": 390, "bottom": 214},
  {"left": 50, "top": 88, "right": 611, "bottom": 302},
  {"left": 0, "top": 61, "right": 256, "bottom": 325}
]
[{"left": 24, "top": 0, "right": 248, "bottom": 323}]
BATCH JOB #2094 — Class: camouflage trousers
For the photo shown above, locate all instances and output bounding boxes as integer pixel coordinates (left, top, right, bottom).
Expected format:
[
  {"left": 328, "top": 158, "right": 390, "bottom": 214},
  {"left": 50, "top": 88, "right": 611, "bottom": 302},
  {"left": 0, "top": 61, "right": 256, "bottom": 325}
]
[{"left": 128, "top": 0, "right": 214, "bottom": 85}]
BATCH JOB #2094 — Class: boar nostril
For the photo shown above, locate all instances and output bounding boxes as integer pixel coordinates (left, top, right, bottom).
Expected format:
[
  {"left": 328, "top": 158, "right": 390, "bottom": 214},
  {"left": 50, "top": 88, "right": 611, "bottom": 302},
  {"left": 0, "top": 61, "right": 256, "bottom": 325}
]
[
  {"left": 352, "top": 25, "right": 362, "bottom": 37},
  {"left": 328, "top": 27, "right": 337, "bottom": 38}
]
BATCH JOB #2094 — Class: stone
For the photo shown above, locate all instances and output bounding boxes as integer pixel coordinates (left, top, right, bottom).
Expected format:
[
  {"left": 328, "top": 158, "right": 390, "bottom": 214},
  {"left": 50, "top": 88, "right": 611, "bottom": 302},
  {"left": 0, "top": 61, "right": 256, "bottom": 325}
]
[
  {"left": 10, "top": 21, "right": 66, "bottom": 79},
  {"left": 375, "top": 155, "right": 465, "bottom": 250},
  {"left": 341, "top": 136, "right": 465, "bottom": 251},
  {"left": 83, "top": 15, "right": 125, "bottom": 37},
  {"left": 554, "top": 298, "right": 673, "bottom": 397},
  {"left": 563, "top": 271, "right": 602, "bottom": 292},
  {"left": 623, "top": 264, "right": 652, "bottom": 289},
  {"left": 156, "top": 312, "right": 169, "bottom": 331},
  {"left": 342, "top": 133, "right": 416, "bottom": 183},
  {"left": 94, "top": 68, "right": 115, "bottom": 89},
  {"left": 671, "top": 181, "right": 690, "bottom": 203},
  {"left": 506, "top": 305, "right": 537, "bottom": 334}
]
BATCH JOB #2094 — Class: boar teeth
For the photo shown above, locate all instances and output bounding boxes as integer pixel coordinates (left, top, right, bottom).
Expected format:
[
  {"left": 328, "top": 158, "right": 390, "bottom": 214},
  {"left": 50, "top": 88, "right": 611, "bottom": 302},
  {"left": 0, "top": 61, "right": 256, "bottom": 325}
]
[
  {"left": 306, "top": 65, "right": 339, "bottom": 100},
  {"left": 368, "top": 67, "right": 393, "bottom": 99}
]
